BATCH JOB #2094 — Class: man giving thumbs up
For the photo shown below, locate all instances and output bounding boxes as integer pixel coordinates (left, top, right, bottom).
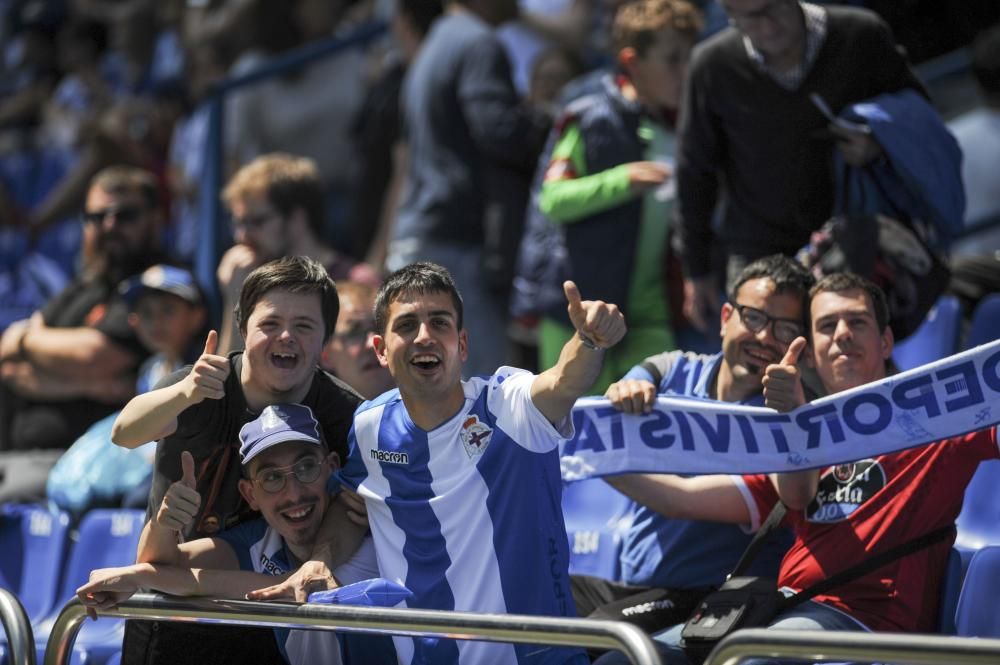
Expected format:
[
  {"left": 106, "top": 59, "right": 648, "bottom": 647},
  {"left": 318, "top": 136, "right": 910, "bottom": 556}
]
[{"left": 337, "top": 262, "right": 624, "bottom": 665}]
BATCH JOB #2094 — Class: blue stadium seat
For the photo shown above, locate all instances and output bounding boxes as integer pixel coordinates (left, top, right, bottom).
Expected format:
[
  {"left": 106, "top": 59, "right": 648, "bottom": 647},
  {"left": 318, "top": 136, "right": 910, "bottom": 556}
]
[
  {"left": 0, "top": 505, "right": 70, "bottom": 625},
  {"left": 892, "top": 296, "right": 961, "bottom": 371},
  {"left": 33, "top": 509, "right": 146, "bottom": 665},
  {"left": 955, "top": 546, "right": 1000, "bottom": 637},
  {"left": 964, "top": 293, "right": 1000, "bottom": 350},
  {"left": 956, "top": 460, "right": 1000, "bottom": 550},
  {"left": 937, "top": 547, "right": 967, "bottom": 635},
  {"left": 562, "top": 479, "right": 632, "bottom": 580}
]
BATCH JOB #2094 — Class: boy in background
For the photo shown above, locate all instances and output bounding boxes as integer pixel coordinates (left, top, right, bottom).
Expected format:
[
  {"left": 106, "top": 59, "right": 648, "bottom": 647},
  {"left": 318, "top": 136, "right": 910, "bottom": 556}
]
[
  {"left": 123, "top": 265, "right": 208, "bottom": 394},
  {"left": 526, "top": 0, "right": 702, "bottom": 392}
]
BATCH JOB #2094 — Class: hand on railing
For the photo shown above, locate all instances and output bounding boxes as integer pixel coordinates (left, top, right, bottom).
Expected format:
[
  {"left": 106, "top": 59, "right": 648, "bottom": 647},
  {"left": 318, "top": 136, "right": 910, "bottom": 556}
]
[{"left": 76, "top": 565, "right": 144, "bottom": 620}]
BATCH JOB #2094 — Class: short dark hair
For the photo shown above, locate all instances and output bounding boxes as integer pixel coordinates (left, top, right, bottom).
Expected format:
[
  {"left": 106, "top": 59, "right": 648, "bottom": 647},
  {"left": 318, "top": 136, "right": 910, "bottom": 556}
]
[
  {"left": 91, "top": 165, "right": 160, "bottom": 210},
  {"left": 236, "top": 256, "right": 339, "bottom": 342},
  {"left": 808, "top": 272, "right": 890, "bottom": 334},
  {"left": 374, "top": 262, "right": 463, "bottom": 335},
  {"left": 729, "top": 254, "right": 815, "bottom": 318}
]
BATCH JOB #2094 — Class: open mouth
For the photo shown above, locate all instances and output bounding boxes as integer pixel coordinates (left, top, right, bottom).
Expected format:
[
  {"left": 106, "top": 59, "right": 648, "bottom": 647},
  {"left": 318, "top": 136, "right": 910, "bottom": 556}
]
[
  {"left": 271, "top": 351, "right": 297, "bottom": 370},
  {"left": 743, "top": 345, "right": 777, "bottom": 367},
  {"left": 410, "top": 354, "right": 441, "bottom": 372},
  {"left": 279, "top": 503, "right": 315, "bottom": 524}
]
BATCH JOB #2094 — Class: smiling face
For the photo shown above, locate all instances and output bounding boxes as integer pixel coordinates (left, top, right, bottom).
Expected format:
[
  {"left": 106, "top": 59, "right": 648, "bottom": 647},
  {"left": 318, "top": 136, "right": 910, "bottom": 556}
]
[
  {"left": 372, "top": 289, "right": 467, "bottom": 418},
  {"left": 719, "top": 276, "right": 804, "bottom": 396},
  {"left": 239, "top": 441, "right": 332, "bottom": 556},
  {"left": 809, "top": 288, "right": 892, "bottom": 394},
  {"left": 241, "top": 289, "right": 325, "bottom": 407}
]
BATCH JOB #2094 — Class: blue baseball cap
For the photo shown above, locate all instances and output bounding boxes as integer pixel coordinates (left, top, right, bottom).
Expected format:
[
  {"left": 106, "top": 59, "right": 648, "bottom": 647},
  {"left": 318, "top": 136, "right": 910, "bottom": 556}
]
[
  {"left": 239, "top": 404, "right": 325, "bottom": 466},
  {"left": 120, "top": 264, "right": 203, "bottom": 307}
]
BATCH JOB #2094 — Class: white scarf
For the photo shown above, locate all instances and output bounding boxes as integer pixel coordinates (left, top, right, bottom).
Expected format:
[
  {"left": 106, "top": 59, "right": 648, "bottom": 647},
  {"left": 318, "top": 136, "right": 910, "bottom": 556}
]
[{"left": 561, "top": 339, "right": 1000, "bottom": 480}]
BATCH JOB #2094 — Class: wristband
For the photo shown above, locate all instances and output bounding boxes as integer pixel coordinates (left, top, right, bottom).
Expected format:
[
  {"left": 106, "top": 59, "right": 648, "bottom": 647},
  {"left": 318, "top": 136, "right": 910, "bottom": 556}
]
[{"left": 577, "top": 331, "right": 601, "bottom": 351}]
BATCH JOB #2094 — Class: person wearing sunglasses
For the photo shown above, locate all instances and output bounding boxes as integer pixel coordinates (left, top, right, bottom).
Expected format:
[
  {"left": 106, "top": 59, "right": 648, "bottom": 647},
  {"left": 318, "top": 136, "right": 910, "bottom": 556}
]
[
  {"left": 79, "top": 403, "right": 386, "bottom": 665},
  {"left": 571, "top": 255, "right": 811, "bottom": 641},
  {"left": 0, "top": 166, "right": 163, "bottom": 485}
]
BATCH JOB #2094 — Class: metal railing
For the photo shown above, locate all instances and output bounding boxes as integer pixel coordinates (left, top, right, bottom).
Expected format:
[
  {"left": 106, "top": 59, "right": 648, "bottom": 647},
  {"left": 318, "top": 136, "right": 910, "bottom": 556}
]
[
  {"left": 0, "top": 588, "right": 35, "bottom": 665},
  {"left": 704, "top": 628, "right": 1000, "bottom": 665},
  {"left": 45, "top": 593, "right": 662, "bottom": 665}
]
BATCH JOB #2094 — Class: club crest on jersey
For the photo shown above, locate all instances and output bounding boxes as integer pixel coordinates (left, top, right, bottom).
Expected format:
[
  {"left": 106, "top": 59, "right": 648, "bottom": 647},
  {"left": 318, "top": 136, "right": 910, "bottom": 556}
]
[
  {"left": 460, "top": 415, "right": 492, "bottom": 459},
  {"left": 806, "top": 459, "right": 886, "bottom": 523}
]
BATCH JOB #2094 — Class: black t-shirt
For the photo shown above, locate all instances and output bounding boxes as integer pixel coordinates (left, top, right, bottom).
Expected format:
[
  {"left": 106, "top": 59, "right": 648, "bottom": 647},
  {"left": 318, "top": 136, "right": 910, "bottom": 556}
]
[
  {"left": 147, "top": 351, "right": 363, "bottom": 538},
  {"left": 4, "top": 275, "right": 147, "bottom": 451}
]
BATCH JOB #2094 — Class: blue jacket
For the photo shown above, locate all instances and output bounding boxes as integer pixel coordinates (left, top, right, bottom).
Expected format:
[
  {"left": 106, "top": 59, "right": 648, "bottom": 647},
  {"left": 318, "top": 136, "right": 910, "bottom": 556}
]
[
  {"left": 837, "top": 89, "right": 964, "bottom": 250},
  {"left": 511, "top": 74, "right": 647, "bottom": 323}
]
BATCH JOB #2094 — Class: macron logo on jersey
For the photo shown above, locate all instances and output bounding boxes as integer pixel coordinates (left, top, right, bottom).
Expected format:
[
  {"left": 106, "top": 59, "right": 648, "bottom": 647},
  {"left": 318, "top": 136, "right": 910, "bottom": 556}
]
[{"left": 370, "top": 448, "right": 409, "bottom": 465}]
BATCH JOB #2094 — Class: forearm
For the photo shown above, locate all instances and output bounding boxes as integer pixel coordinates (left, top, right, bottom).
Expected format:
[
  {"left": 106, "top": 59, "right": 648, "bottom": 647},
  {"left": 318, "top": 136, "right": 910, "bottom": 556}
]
[
  {"left": 136, "top": 520, "right": 185, "bottom": 566},
  {"left": 532, "top": 335, "right": 603, "bottom": 424},
  {"left": 132, "top": 562, "right": 286, "bottom": 599},
  {"left": 0, "top": 360, "right": 122, "bottom": 401},
  {"left": 606, "top": 473, "right": 750, "bottom": 524},
  {"left": 21, "top": 326, "right": 135, "bottom": 378},
  {"left": 539, "top": 165, "right": 634, "bottom": 223},
  {"left": 112, "top": 383, "right": 191, "bottom": 448}
]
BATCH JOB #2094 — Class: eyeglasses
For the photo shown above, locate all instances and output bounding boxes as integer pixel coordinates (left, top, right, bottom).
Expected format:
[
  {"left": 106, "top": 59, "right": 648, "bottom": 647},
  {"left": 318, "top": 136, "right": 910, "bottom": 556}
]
[
  {"left": 726, "top": 0, "right": 796, "bottom": 29},
  {"left": 731, "top": 303, "right": 804, "bottom": 344},
  {"left": 252, "top": 456, "right": 325, "bottom": 493},
  {"left": 333, "top": 320, "right": 376, "bottom": 347},
  {"left": 81, "top": 205, "right": 147, "bottom": 226}
]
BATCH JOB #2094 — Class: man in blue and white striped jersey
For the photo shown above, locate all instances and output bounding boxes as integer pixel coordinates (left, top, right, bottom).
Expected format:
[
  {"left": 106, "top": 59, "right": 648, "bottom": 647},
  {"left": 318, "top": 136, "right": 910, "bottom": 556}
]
[{"left": 340, "top": 261, "right": 625, "bottom": 665}]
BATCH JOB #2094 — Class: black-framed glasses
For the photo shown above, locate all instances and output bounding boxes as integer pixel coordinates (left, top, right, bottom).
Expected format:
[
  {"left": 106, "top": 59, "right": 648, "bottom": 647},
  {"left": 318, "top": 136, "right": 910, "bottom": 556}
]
[
  {"left": 82, "top": 205, "right": 146, "bottom": 226},
  {"left": 253, "top": 456, "right": 325, "bottom": 493},
  {"left": 731, "top": 303, "right": 804, "bottom": 344}
]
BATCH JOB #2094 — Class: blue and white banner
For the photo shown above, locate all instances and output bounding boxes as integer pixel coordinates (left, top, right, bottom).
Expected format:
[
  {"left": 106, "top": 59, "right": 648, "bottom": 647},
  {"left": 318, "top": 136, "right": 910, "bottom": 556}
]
[{"left": 561, "top": 340, "right": 1000, "bottom": 481}]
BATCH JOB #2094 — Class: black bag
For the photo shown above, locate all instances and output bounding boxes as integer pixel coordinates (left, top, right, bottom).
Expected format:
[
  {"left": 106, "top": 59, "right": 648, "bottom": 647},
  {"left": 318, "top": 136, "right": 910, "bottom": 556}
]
[
  {"left": 679, "top": 503, "right": 955, "bottom": 665},
  {"left": 797, "top": 165, "right": 951, "bottom": 341},
  {"left": 588, "top": 585, "right": 711, "bottom": 634},
  {"left": 679, "top": 576, "right": 783, "bottom": 664}
]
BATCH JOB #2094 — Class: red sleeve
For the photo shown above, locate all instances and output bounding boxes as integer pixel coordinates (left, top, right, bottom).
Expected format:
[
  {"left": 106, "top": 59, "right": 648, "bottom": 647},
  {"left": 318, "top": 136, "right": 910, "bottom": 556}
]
[{"left": 739, "top": 473, "right": 780, "bottom": 530}]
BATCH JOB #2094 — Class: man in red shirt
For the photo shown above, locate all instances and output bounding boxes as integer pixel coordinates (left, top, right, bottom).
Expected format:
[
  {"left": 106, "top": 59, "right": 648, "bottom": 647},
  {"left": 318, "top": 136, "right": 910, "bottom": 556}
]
[{"left": 597, "top": 272, "right": 998, "bottom": 664}]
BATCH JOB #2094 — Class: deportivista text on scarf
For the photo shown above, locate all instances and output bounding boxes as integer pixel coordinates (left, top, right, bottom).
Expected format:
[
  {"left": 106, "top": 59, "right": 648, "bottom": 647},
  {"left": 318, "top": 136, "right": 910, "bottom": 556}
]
[{"left": 561, "top": 339, "right": 1000, "bottom": 481}]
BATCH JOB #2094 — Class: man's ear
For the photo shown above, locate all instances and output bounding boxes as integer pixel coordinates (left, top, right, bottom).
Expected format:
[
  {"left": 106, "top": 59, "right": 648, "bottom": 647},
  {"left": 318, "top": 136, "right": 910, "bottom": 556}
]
[
  {"left": 720, "top": 302, "right": 734, "bottom": 338},
  {"left": 238, "top": 478, "right": 259, "bottom": 511},
  {"left": 372, "top": 334, "right": 389, "bottom": 368},
  {"left": 458, "top": 329, "right": 469, "bottom": 363},
  {"left": 880, "top": 325, "right": 894, "bottom": 360},
  {"left": 326, "top": 451, "right": 341, "bottom": 472},
  {"left": 127, "top": 312, "right": 140, "bottom": 330}
]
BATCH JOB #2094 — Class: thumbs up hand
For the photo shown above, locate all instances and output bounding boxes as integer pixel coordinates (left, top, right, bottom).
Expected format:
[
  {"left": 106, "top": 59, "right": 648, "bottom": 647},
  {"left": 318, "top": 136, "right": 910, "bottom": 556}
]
[
  {"left": 182, "top": 330, "right": 230, "bottom": 404},
  {"left": 156, "top": 451, "right": 202, "bottom": 533},
  {"left": 564, "top": 281, "right": 626, "bottom": 351},
  {"left": 763, "top": 336, "right": 808, "bottom": 413}
]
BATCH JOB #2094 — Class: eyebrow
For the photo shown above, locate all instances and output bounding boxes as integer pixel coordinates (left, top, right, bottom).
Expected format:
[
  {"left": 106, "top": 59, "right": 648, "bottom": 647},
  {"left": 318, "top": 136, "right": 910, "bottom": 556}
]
[
  {"left": 254, "top": 451, "right": 319, "bottom": 473},
  {"left": 815, "top": 309, "right": 875, "bottom": 325}
]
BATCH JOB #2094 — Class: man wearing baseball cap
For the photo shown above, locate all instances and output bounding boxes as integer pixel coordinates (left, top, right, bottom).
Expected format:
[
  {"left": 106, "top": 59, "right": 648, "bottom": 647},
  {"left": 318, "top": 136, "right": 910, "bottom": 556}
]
[{"left": 79, "top": 403, "right": 382, "bottom": 665}]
